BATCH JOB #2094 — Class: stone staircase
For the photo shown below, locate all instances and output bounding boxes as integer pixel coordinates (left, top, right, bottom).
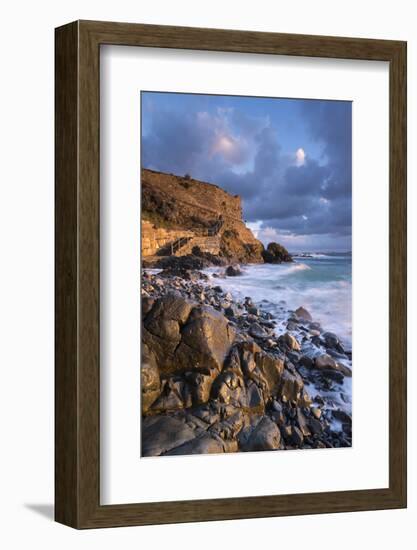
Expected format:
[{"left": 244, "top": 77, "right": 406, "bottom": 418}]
[
  {"left": 142, "top": 219, "right": 223, "bottom": 258},
  {"left": 173, "top": 234, "right": 220, "bottom": 256},
  {"left": 172, "top": 220, "right": 223, "bottom": 256}
]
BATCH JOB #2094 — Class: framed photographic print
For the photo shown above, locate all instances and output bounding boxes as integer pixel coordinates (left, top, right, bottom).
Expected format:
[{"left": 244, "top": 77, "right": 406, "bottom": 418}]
[{"left": 55, "top": 20, "right": 407, "bottom": 528}]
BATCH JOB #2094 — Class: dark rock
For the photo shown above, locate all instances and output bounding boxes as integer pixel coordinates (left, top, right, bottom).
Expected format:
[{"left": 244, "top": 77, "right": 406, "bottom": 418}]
[
  {"left": 142, "top": 415, "right": 197, "bottom": 456},
  {"left": 246, "top": 381, "right": 264, "bottom": 409},
  {"left": 308, "top": 417, "right": 323, "bottom": 435},
  {"left": 224, "top": 304, "right": 239, "bottom": 318},
  {"left": 249, "top": 322, "right": 269, "bottom": 339},
  {"left": 262, "top": 242, "right": 292, "bottom": 263},
  {"left": 296, "top": 409, "right": 311, "bottom": 437},
  {"left": 159, "top": 267, "right": 208, "bottom": 281},
  {"left": 299, "top": 355, "right": 314, "bottom": 369},
  {"left": 290, "top": 426, "right": 304, "bottom": 446},
  {"left": 337, "top": 363, "right": 352, "bottom": 377},
  {"left": 242, "top": 417, "right": 281, "bottom": 451},
  {"left": 153, "top": 254, "right": 208, "bottom": 271},
  {"left": 295, "top": 306, "right": 313, "bottom": 321},
  {"left": 332, "top": 409, "right": 352, "bottom": 425},
  {"left": 226, "top": 265, "right": 243, "bottom": 277},
  {"left": 322, "top": 331, "right": 345, "bottom": 353}
]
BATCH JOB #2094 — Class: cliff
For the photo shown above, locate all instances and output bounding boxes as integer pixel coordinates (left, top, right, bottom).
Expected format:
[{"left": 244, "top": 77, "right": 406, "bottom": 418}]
[{"left": 141, "top": 169, "right": 264, "bottom": 263}]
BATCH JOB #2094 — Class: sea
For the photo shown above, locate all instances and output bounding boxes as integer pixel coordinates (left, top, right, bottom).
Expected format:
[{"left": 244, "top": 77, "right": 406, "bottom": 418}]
[{"left": 205, "top": 252, "right": 352, "bottom": 349}]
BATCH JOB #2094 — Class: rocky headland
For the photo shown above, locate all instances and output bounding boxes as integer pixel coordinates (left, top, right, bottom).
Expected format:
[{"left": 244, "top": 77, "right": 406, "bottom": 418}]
[
  {"left": 140, "top": 169, "right": 352, "bottom": 456},
  {"left": 141, "top": 169, "right": 289, "bottom": 265}
]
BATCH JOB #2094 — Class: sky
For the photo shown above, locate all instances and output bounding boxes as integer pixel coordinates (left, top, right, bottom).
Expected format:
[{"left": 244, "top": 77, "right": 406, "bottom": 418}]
[{"left": 141, "top": 91, "right": 352, "bottom": 252}]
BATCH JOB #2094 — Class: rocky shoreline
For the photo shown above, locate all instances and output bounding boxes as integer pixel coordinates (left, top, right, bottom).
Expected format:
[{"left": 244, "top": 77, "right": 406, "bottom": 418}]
[{"left": 141, "top": 263, "right": 352, "bottom": 457}]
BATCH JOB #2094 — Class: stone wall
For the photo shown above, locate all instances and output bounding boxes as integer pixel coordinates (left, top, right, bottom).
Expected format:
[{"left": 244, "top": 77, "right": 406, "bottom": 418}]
[{"left": 142, "top": 220, "right": 193, "bottom": 257}]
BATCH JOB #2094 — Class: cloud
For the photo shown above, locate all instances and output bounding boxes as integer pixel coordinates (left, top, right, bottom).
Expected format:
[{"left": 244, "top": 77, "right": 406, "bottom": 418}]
[
  {"left": 142, "top": 96, "right": 351, "bottom": 250},
  {"left": 295, "top": 147, "right": 306, "bottom": 166}
]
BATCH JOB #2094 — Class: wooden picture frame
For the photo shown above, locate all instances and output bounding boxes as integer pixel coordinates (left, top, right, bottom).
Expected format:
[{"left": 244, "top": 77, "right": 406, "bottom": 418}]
[{"left": 55, "top": 20, "right": 407, "bottom": 528}]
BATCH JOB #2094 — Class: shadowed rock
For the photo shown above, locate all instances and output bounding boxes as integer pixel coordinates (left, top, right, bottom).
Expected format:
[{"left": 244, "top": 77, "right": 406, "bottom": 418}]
[
  {"left": 141, "top": 416, "right": 197, "bottom": 456},
  {"left": 242, "top": 417, "right": 281, "bottom": 451},
  {"left": 164, "top": 433, "right": 226, "bottom": 455},
  {"left": 262, "top": 242, "right": 292, "bottom": 263}
]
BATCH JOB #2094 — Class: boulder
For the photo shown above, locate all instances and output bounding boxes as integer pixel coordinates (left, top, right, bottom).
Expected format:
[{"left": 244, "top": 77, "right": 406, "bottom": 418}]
[
  {"left": 278, "top": 332, "right": 301, "bottom": 351},
  {"left": 309, "top": 417, "right": 323, "bottom": 435},
  {"left": 299, "top": 355, "right": 314, "bottom": 369},
  {"left": 296, "top": 408, "right": 311, "bottom": 437},
  {"left": 226, "top": 265, "right": 243, "bottom": 277},
  {"left": 224, "top": 304, "right": 239, "bottom": 318},
  {"left": 322, "top": 332, "right": 345, "bottom": 353},
  {"left": 249, "top": 322, "right": 269, "bottom": 339},
  {"left": 149, "top": 292, "right": 194, "bottom": 324},
  {"left": 332, "top": 409, "right": 352, "bottom": 425},
  {"left": 141, "top": 415, "right": 197, "bottom": 456},
  {"left": 290, "top": 426, "right": 304, "bottom": 446},
  {"left": 176, "top": 306, "right": 236, "bottom": 372},
  {"left": 242, "top": 417, "right": 281, "bottom": 451},
  {"left": 295, "top": 306, "right": 313, "bottom": 321},
  {"left": 315, "top": 353, "right": 338, "bottom": 370},
  {"left": 262, "top": 242, "right": 292, "bottom": 263},
  {"left": 143, "top": 293, "right": 194, "bottom": 374},
  {"left": 337, "top": 363, "right": 352, "bottom": 377}
]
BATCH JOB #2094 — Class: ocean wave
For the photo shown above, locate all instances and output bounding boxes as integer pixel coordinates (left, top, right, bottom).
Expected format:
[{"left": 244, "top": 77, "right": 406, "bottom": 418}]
[
  {"left": 205, "top": 262, "right": 352, "bottom": 347},
  {"left": 276, "top": 262, "right": 311, "bottom": 275}
]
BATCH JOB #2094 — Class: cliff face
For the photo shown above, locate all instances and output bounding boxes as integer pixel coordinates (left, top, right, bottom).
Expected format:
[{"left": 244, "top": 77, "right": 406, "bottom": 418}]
[{"left": 141, "top": 169, "right": 264, "bottom": 263}]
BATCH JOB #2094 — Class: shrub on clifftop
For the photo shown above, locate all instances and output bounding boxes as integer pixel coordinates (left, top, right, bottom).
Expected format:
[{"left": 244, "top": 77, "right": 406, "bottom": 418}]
[{"left": 262, "top": 242, "right": 293, "bottom": 264}]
